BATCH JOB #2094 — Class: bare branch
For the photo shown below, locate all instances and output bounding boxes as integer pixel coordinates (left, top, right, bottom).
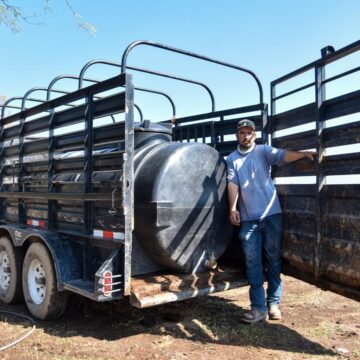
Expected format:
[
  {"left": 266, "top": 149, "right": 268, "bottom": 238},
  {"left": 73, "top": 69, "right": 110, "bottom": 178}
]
[
  {"left": 0, "top": 0, "right": 42, "bottom": 33},
  {"left": 65, "top": 0, "right": 96, "bottom": 36},
  {"left": 0, "top": 0, "right": 96, "bottom": 34},
  {"left": 43, "top": 0, "right": 52, "bottom": 15}
]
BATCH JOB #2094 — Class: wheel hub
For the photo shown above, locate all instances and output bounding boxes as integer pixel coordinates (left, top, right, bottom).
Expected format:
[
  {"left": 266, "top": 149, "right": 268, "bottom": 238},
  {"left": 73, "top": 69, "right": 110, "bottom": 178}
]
[
  {"left": 28, "top": 259, "right": 46, "bottom": 304},
  {"left": 0, "top": 250, "right": 11, "bottom": 291}
]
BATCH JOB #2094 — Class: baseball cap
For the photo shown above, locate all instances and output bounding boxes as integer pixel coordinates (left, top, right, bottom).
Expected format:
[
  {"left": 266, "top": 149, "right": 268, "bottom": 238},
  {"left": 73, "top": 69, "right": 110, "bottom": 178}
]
[{"left": 237, "top": 119, "right": 256, "bottom": 131}]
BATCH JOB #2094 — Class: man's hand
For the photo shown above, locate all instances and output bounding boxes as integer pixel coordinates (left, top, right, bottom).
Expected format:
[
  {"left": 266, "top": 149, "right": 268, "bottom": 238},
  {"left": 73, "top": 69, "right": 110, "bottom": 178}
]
[
  {"left": 228, "top": 182, "right": 240, "bottom": 226},
  {"left": 230, "top": 210, "right": 241, "bottom": 226},
  {"left": 303, "top": 151, "right": 317, "bottom": 161},
  {"left": 284, "top": 150, "right": 317, "bottom": 163}
]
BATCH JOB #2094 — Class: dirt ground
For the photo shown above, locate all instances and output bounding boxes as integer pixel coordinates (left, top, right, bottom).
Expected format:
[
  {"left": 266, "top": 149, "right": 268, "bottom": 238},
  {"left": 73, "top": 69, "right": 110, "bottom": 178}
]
[{"left": 0, "top": 275, "right": 359, "bottom": 360}]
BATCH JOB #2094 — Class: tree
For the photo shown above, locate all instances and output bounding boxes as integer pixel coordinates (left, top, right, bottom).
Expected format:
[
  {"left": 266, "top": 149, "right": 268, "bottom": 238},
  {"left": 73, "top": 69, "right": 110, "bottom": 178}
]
[{"left": 0, "top": 0, "right": 96, "bottom": 34}]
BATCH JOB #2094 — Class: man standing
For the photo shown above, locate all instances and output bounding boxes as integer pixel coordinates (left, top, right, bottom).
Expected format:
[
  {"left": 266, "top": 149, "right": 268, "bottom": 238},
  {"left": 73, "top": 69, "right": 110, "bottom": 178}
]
[{"left": 226, "top": 119, "right": 316, "bottom": 324}]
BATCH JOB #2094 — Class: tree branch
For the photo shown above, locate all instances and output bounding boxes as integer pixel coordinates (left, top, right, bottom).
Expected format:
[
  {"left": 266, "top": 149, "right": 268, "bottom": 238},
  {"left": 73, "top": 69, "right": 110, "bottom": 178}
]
[
  {"left": 0, "top": 0, "right": 42, "bottom": 33},
  {"left": 0, "top": 0, "right": 96, "bottom": 34},
  {"left": 65, "top": 0, "right": 96, "bottom": 36}
]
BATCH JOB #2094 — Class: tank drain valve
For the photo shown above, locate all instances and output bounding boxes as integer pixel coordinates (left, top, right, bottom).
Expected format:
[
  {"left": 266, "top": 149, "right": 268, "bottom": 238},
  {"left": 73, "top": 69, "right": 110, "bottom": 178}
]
[{"left": 205, "top": 253, "right": 217, "bottom": 270}]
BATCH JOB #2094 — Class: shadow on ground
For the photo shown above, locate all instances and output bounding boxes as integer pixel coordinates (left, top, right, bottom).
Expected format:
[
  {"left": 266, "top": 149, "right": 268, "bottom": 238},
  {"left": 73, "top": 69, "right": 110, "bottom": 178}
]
[{"left": 0, "top": 293, "right": 335, "bottom": 357}]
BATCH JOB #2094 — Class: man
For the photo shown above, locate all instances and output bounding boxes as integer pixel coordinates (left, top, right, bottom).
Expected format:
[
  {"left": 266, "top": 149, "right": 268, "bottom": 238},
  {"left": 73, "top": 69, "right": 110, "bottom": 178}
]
[{"left": 226, "top": 119, "right": 316, "bottom": 324}]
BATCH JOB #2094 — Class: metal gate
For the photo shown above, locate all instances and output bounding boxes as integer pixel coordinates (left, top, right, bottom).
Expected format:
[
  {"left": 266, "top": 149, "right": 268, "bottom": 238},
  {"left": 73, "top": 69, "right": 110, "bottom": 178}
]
[{"left": 270, "top": 40, "right": 360, "bottom": 301}]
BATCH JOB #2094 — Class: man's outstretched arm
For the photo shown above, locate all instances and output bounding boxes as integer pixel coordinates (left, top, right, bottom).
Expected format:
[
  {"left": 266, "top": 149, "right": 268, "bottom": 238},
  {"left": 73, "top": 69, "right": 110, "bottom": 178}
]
[
  {"left": 228, "top": 182, "right": 240, "bottom": 226},
  {"left": 284, "top": 150, "right": 317, "bottom": 163}
]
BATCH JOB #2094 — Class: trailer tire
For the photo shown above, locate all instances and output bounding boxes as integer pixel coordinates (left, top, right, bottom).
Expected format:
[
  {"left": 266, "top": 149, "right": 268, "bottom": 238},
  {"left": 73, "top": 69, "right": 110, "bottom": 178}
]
[
  {"left": 22, "top": 242, "right": 68, "bottom": 320},
  {"left": 0, "top": 236, "right": 24, "bottom": 304}
]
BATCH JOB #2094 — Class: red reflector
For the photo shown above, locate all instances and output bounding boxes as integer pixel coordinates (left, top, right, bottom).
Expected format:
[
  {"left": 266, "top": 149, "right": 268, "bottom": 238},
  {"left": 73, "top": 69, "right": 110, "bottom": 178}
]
[
  {"left": 103, "top": 271, "right": 112, "bottom": 297},
  {"left": 103, "top": 231, "right": 113, "bottom": 239}
]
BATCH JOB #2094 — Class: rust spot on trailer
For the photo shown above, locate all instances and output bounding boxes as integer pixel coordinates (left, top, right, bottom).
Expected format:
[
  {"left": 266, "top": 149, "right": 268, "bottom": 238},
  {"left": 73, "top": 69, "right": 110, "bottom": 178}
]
[{"left": 130, "top": 267, "right": 247, "bottom": 308}]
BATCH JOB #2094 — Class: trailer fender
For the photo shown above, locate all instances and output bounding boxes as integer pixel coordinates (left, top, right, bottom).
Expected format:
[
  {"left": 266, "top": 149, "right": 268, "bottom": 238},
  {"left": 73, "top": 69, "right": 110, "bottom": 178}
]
[{"left": 1, "top": 225, "right": 82, "bottom": 291}]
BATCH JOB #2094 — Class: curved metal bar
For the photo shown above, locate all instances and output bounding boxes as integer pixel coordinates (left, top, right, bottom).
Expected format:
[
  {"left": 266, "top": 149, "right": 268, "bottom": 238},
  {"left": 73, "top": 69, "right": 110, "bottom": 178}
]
[
  {"left": 134, "top": 104, "right": 143, "bottom": 121},
  {"left": 47, "top": 75, "right": 144, "bottom": 123},
  {"left": 47, "top": 75, "right": 119, "bottom": 123},
  {"left": 79, "top": 61, "right": 106, "bottom": 89},
  {"left": 121, "top": 40, "right": 264, "bottom": 104},
  {"left": 47, "top": 74, "right": 98, "bottom": 101},
  {"left": 78, "top": 59, "right": 215, "bottom": 111},
  {"left": 78, "top": 61, "right": 177, "bottom": 117},
  {"left": 0, "top": 104, "right": 22, "bottom": 111},
  {"left": 1, "top": 96, "right": 24, "bottom": 118},
  {"left": 135, "top": 86, "right": 175, "bottom": 117},
  {"left": 1, "top": 96, "right": 45, "bottom": 119},
  {"left": 127, "top": 65, "right": 212, "bottom": 112},
  {"left": 21, "top": 87, "right": 73, "bottom": 111}
]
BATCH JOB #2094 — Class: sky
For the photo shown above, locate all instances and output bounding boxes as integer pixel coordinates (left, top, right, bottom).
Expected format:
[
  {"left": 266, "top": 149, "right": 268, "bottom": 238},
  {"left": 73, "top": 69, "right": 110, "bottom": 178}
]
[{"left": 1, "top": 0, "right": 360, "bottom": 121}]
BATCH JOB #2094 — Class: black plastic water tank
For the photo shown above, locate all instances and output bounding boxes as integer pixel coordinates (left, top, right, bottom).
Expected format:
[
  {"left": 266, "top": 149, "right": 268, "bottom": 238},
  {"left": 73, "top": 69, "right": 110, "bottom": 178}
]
[{"left": 134, "top": 121, "right": 232, "bottom": 273}]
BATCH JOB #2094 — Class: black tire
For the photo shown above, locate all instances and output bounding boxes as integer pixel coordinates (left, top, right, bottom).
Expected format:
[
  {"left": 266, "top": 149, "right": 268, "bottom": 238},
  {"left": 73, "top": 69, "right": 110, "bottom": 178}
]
[
  {"left": 22, "top": 242, "right": 68, "bottom": 320},
  {"left": 0, "top": 235, "right": 24, "bottom": 304}
]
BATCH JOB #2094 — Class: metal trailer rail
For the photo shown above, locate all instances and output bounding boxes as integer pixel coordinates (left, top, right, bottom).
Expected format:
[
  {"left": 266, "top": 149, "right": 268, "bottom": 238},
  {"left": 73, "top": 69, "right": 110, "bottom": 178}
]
[
  {"left": 1, "top": 100, "right": 44, "bottom": 117},
  {"left": 0, "top": 40, "right": 267, "bottom": 311},
  {"left": 270, "top": 39, "right": 360, "bottom": 301},
  {"left": 1, "top": 94, "right": 75, "bottom": 119},
  {"left": 118, "top": 40, "right": 267, "bottom": 151},
  {"left": 78, "top": 59, "right": 215, "bottom": 114},
  {"left": 0, "top": 73, "right": 135, "bottom": 298},
  {"left": 2, "top": 78, "right": 173, "bottom": 123},
  {"left": 121, "top": 40, "right": 264, "bottom": 104}
]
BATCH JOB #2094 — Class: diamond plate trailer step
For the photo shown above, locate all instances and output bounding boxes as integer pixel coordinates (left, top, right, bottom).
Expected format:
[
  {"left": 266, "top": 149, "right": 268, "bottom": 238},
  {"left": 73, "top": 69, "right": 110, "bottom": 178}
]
[{"left": 130, "top": 268, "right": 247, "bottom": 308}]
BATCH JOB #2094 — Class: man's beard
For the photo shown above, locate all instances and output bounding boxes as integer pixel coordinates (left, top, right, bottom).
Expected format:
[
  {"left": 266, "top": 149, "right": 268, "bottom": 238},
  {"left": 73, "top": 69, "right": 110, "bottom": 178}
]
[
  {"left": 240, "top": 142, "right": 252, "bottom": 150},
  {"left": 238, "top": 142, "right": 255, "bottom": 154}
]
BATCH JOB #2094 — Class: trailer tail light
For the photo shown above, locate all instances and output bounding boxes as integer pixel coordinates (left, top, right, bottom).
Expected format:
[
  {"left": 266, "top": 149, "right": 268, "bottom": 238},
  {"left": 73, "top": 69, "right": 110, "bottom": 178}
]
[{"left": 103, "top": 271, "right": 112, "bottom": 297}]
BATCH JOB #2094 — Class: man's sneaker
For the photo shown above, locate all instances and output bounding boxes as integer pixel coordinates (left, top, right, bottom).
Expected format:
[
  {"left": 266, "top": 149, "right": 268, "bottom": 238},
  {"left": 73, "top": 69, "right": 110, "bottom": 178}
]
[
  {"left": 241, "top": 309, "right": 268, "bottom": 324},
  {"left": 268, "top": 305, "right": 282, "bottom": 320}
]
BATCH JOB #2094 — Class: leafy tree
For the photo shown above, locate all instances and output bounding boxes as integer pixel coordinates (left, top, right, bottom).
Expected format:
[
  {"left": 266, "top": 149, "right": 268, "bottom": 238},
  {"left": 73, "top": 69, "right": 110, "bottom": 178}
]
[{"left": 0, "top": 0, "right": 96, "bottom": 34}]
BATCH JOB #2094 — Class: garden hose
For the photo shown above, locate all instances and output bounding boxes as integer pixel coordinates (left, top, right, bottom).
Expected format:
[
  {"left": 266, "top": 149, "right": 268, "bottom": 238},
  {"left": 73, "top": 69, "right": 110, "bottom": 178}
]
[{"left": 0, "top": 309, "right": 36, "bottom": 351}]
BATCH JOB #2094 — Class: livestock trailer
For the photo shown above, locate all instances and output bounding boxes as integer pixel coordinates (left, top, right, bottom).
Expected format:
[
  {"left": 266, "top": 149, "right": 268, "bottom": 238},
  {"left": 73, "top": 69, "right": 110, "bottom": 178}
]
[{"left": 0, "top": 40, "right": 359, "bottom": 320}]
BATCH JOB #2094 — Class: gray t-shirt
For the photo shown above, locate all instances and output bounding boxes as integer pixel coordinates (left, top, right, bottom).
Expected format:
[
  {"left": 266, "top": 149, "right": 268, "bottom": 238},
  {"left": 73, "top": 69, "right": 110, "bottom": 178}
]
[{"left": 226, "top": 144, "right": 286, "bottom": 221}]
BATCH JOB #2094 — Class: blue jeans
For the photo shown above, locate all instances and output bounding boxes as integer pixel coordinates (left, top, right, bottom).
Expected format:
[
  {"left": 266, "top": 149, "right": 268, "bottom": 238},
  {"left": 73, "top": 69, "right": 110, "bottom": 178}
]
[{"left": 239, "top": 213, "right": 283, "bottom": 313}]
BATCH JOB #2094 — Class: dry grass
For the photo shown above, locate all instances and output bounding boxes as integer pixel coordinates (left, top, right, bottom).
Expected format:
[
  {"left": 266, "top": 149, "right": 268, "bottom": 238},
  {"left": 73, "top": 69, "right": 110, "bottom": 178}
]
[{"left": 0, "top": 275, "right": 359, "bottom": 360}]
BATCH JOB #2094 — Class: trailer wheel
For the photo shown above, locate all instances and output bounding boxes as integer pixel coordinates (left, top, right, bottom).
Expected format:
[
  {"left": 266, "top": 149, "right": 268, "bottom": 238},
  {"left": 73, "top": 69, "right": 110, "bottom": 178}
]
[
  {"left": 22, "top": 242, "right": 68, "bottom": 320},
  {"left": 0, "top": 236, "right": 24, "bottom": 304}
]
